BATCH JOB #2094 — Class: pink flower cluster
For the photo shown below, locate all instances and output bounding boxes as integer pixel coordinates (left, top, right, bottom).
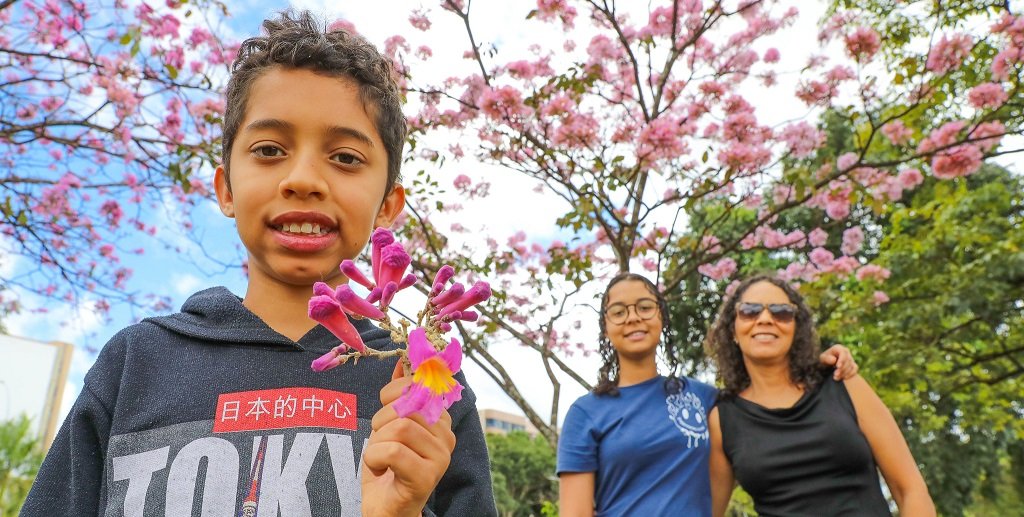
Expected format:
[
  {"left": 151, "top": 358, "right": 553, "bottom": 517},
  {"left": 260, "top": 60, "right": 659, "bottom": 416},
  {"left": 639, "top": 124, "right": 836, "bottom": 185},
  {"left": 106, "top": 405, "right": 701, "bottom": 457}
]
[
  {"left": 926, "top": 33, "right": 973, "bottom": 74},
  {"left": 844, "top": 27, "right": 881, "bottom": 61},
  {"left": 307, "top": 228, "right": 492, "bottom": 424},
  {"left": 698, "top": 257, "right": 737, "bottom": 281}
]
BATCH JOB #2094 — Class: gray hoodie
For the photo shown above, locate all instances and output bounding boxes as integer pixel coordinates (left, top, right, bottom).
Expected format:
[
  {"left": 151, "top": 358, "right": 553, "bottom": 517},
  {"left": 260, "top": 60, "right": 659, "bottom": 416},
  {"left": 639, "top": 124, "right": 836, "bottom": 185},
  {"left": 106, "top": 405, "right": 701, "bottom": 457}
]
[{"left": 22, "top": 287, "right": 496, "bottom": 516}]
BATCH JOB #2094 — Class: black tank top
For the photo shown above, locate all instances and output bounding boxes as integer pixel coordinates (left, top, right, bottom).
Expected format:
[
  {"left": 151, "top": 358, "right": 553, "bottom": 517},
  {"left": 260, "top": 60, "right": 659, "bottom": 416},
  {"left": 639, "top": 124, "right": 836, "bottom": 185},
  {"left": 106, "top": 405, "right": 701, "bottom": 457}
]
[{"left": 717, "top": 376, "right": 892, "bottom": 516}]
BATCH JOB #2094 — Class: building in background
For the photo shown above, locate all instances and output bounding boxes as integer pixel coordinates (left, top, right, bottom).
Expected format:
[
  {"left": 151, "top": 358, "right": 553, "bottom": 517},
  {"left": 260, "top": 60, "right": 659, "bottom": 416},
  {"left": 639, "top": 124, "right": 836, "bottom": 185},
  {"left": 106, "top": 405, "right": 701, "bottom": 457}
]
[
  {"left": 479, "top": 408, "right": 540, "bottom": 437},
  {"left": 0, "top": 334, "right": 73, "bottom": 450}
]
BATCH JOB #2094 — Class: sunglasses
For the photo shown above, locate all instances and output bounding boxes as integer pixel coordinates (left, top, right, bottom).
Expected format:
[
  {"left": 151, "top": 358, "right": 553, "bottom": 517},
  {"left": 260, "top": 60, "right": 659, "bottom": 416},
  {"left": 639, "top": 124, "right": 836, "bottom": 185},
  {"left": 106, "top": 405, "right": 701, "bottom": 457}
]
[{"left": 735, "top": 302, "right": 798, "bottom": 323}]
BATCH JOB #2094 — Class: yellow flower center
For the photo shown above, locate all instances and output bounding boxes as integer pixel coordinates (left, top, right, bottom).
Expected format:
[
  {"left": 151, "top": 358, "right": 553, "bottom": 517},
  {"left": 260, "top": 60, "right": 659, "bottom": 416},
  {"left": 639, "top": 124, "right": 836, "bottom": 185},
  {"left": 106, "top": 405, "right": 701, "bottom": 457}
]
[{"left": 413, "top": 357, "right": 457, "bottom": 395}]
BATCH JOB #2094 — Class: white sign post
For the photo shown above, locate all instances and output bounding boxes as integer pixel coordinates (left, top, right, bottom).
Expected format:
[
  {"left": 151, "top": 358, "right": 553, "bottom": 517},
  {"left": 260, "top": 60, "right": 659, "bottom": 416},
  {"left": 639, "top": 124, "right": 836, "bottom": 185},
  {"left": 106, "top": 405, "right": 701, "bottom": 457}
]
[{"left": 0, "top": 333, "right": 73, "bottom": 450}]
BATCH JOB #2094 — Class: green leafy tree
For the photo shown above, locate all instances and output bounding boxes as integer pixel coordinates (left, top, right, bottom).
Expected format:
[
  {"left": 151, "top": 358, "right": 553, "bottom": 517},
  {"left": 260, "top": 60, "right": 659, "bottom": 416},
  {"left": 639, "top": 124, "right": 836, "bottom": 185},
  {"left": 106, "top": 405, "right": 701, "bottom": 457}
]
[
  {"left": 486, "top": 431, "right": 557, "bottom": 517},
  {"left": 811, "top": 165, "right": 1024, "bottom": 514},
  {"left": 0, "top": 416, "right": 45, "bottom": 515}
]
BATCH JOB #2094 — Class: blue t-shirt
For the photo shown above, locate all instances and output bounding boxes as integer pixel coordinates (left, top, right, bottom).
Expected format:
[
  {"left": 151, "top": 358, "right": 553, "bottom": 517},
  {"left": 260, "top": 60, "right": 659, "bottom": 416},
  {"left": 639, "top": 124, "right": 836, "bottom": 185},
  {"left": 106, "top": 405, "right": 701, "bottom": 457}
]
[{"left": 557, "top": 375, "right": 718, "bottom": 516}]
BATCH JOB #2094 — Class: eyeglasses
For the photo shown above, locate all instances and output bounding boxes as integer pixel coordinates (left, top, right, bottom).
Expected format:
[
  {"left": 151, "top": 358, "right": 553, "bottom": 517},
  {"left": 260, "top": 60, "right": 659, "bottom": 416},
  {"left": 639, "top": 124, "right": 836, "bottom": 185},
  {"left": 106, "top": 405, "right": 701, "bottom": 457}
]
[
  {"left": 735, "top": 302, "right": 798, "bottom": 323},
  {"left": 604, "top": 299, "right": 660, "bottom": 324}
]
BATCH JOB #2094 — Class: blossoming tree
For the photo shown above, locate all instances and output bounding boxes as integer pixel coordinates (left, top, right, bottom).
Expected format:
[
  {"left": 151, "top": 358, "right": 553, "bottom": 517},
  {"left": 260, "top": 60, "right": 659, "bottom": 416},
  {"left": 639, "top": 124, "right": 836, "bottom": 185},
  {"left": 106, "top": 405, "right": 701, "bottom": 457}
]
[
  {"left": 378, "top": 0, "right": 1022, "bottom": 449},
  {"left": 0, "top": 0, "right": 233, "bottom": 319}
]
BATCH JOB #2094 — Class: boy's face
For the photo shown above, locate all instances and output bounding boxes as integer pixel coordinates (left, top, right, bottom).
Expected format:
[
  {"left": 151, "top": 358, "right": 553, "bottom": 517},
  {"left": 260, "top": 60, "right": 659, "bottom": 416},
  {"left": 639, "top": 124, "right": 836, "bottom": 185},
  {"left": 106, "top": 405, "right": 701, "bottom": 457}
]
[{"left": 214, "top": 68, "right": 405, "bottom": 288}]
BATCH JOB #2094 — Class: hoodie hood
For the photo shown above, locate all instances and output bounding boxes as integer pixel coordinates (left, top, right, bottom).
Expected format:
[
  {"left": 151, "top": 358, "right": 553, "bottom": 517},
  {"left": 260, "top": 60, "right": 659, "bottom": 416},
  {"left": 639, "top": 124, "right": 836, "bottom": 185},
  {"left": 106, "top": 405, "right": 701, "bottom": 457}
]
[{"left": 143, "top": 286, "right": 383, "bottom": 349}]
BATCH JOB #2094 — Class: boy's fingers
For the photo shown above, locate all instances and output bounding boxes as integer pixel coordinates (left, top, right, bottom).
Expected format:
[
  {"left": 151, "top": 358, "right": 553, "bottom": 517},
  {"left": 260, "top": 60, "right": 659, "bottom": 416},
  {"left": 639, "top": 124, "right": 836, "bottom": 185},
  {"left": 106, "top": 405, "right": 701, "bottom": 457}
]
[
  {"left": 379, "top": 376, "right": 413, "bottom": 406},
  {"left": 363, "top": 418, "right": 455, "bottom": 483},
  {"left": 371, "top": 401, "right": 453, "bottom": 433},
  {"left": 392, "top": 360, "right": 405, "bottom": 381}
]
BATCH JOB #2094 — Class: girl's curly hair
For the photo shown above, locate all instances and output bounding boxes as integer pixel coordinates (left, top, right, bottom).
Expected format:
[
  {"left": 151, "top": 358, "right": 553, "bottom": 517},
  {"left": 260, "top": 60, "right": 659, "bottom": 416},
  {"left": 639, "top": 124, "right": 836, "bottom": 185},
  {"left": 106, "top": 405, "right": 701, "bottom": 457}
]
[
  {"left": 704, "top": 274, "right": 824, "bottom": 399},
  {"left": 594, "top": 272, "right": 683, "bottom": 397}
]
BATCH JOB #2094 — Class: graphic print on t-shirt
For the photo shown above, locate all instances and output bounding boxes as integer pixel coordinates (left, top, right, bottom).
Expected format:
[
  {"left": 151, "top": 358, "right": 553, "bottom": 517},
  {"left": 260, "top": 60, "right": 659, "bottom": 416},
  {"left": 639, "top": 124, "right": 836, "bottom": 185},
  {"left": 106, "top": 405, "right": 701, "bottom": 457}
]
[
  {"left": 665, "top": 390, "right": 709, "bottom": 447},
  {"left": 105, "top": 387, "right": 367, "bottom": 517}
]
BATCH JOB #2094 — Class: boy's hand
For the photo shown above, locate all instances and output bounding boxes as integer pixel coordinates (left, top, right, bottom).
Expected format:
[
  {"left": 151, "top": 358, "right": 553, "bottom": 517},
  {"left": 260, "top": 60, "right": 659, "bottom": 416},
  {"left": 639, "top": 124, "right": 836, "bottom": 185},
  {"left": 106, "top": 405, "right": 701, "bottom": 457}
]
[
  {"left": 362, "top": 362, "right": 456, "bottom": 517},
  {"left": 820, "top": 344, "right": 859, "bottom": 380}
]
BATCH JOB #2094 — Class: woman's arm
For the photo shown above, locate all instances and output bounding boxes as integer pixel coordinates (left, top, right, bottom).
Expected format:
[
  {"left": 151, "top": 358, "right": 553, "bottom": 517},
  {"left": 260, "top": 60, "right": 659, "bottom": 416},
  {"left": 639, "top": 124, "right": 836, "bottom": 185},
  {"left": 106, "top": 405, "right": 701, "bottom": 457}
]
[
  {"left": 708, "top": 407, "right": 735, "bottom": 517},
  {"left": 558, "top": 472, "right": 596, "bottom": 517},
  {"left": 844, "top": 376, "right": 936, "bottom": 517}
]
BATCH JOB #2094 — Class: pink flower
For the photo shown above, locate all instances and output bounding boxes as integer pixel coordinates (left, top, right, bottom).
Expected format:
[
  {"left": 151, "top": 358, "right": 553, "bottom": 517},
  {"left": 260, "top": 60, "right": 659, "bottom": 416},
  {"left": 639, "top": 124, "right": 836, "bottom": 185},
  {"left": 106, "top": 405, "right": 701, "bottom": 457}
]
[
  {"left": 763, "top": 48, "right": 780, "bottom": 63},
  {"left": 335, "top": 284, "right": 386, "bottom": 320},
  {"left": 882, "top": 120, "right": 913, "bottom": 146},
  {"left": 897, "top": 168, "right": 924, "bottom": 190},
  {"left": 856, "top": 264, "right": 891, "bottom": 282},
  {"left": 430, "top": 265, "right": 455, "bottom": 297},
  {"left": 378, "top": 243, "right": 412, "bottom": 290},
  {"left": 931, "top": 145, "right": 983, "bottom": 179},
  {"left": 435, "top": 281, "right": 491, "bottom": 320},
  {"left": 479, "top": 86, "right": 529, "bottom": 120},
  {"left": 808, "top": 228, "right": 828, "bottom": 247},
  {"left": 844, "top": 27, "right": 881, "bottom": 60},
  {"left": 973, "top": 121, "right": 1006, "bottom": 152},
  {"left": 841, "top": 227, "right": 864, "bottom": 256},
  {"left": 393, "top": 328, "right": 464, "bottom": 425},
  {"left": 409, "top": 10, "right": 431, "bottom": 31},
  {"left": 837, "top": 152, "right": 859, "bottom": 171},
  {"left": 371, "top": 227, "right": 395, "bottom": 283},
  {"left": 697, "top": 257, "right": 737, "bottom": 281},
  {"left": 536, "top": 0, "right": 578, "bottom": 29},
  {"left": 340, "top": 259, "right": 374, "bottom": 289},
  {"left": 872, "top": 290, "right": 890, "bottom": 306},
  {"left": 309, "top": 295, "right": 367, "bottom": 361},
  {"left": 778, "top": 121, "right": 825, "bottom": 158},
  {"left": 967, "top": 83, "right": 1008, "bottom": 109},
  {"left": 809, "top": 247, "right": 835, "bottom": 268},
  {"left": 926, "top": 33, "right": 973, "bottom": 74}
]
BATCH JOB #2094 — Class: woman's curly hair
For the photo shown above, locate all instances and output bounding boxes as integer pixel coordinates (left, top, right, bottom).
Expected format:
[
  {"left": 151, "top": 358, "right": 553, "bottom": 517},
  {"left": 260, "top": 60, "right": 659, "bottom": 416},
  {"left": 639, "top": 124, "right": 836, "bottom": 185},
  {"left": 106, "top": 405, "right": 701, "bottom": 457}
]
[
  {"left": 594, "top": 272, "right": 683, "bottom": 397},
  {"left": 704, "top": 274, "right": 824, "bottom": 399}
]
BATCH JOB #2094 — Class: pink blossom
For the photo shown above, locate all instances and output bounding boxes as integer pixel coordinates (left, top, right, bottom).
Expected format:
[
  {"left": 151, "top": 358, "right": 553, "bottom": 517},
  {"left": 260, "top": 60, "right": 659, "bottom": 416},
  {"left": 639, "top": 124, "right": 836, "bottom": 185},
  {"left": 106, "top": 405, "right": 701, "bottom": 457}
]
[
  {"left": 872, "top": 290, "right": 890, "bottom": 305},
  {"left": 932, "top": 145, "right": 983, "bottom": 179},
  {"left": 795, "top": 80, "right": 834, "bottom": 105},
  {"left": 809, "top": 247, "right": 834, "bottom": 268},
  {"left": 639, "top": 116, "right": 690, "bottom": 160},
  {"left": 536, "top": 0, "right": 577, "bottom": 29},
  {"left": 926, "top": 33, "right": 973, "bottom": 74},
  {"left": 882, "top": 120, "right": 913, "bottom": 145},
  {"left": 837, "top": 152, "right": 858, "bottom": 171},
  {"left": 991, "top": 47, "right": 1021, "bottom": 80},
  {"left": 409, "top": 9, "right": 431, "bottom": 31},
  {"left": 763, "top": 48, "right": 780, "bottom": 63},
  {"left": 918, "top": 121, "right": 967, "bottom": 154},
  {"left": 856, "top": 264, "right": 891, "bottom": 282},
  {"left": 844, "top": 27, "right": 881, "bottom": 60},
  {"left": 697, "top": 257, "right": 737, "bottom": 281},
  {"left": 973, "top": 121, "right": 1006, "bottom": 152},
  {"left": 309, "top": 296, "right": 367, "bottom": 360},
  {"left": 830, "top": 256, "right": 860, "bottom": 275},
  {"left": 479, "top": 86, "right": 530, "bottom": 120},
  {"left": 778, "top": 121, "right": 825, "bottom": 158},
  {"left": 841, "top": 226, "right": 864, "bottom": 256},
  {"left": 327, "top": 19, "right": 358, "bottom": 34},
  {"left": 897, "top": 168, "right": 924, "bottom": 190},
  {"left": 967, "top": 83, "right": 1008, "bottom": 109},
  {"left": 808, "top": 228, "right": 828, "bottom": 248},
  {"left": 393, "top": 328, "right": 463, "bottom": 424},
  {"left": 435, "top": 281, "right": 491, "bottom": 320}
]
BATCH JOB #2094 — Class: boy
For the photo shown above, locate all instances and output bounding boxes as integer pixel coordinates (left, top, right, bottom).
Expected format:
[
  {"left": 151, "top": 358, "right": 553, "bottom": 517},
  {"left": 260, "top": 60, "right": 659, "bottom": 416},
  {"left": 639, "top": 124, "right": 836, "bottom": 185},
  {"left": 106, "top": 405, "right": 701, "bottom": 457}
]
[{"left": 23, "top": 10, "right": 496, "bottom": 517}]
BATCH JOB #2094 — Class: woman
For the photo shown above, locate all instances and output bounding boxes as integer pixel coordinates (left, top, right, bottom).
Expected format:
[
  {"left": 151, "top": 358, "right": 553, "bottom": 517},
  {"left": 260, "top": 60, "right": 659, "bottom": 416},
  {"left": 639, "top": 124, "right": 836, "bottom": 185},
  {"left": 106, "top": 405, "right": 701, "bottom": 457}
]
[
  {"left": 705, "top": 274, "right": 935, "bottom": 517},
  {"left": 557, "top": 272, "right": 858, "bottom": 516}
]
